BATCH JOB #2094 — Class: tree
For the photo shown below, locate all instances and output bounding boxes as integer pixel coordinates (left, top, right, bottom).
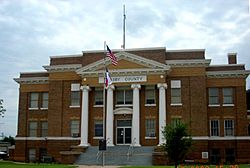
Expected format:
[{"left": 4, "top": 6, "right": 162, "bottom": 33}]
[
  {"left": 162, "top": 123, "right": 192, "bottom": 168},
  {"left": 1, "top": 136, "right": 15, "bottom": 145},
  {"left": 0, "top": 99, "right": 6, "bottom": 118}
]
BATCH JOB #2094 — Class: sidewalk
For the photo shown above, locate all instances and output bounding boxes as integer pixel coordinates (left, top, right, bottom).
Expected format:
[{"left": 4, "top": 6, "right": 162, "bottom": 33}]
[{"left": 76, "top": 165, "right": 119, "bottom": 168}]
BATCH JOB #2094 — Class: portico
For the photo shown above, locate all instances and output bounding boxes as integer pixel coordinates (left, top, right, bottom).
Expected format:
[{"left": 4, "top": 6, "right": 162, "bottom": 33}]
[{"left": 77, "top": 51, "right": 170, "bottom": 147}]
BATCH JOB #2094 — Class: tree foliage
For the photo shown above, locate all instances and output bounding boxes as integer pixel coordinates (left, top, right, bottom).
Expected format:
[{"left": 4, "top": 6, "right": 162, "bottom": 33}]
[
  {"left": 1, "top": 136, "right": 15, "bottom": 145},
  {"left": 162, "top": 123, "right": 192, "bottom": 168},
  {"left": 0, "top": 99, "right": 6, "bottom": 118}
]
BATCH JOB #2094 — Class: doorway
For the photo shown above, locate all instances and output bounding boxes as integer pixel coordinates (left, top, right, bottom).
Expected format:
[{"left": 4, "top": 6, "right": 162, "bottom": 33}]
[{"left": 116, "top": 120, "right": 132, "bottom": 145}]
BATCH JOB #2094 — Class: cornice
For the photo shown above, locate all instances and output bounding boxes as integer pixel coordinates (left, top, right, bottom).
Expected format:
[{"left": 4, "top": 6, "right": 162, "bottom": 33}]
[
  {"left": 78, "top": 68, "right": 168, "bottom": 77},
  {"left": 165, "top": 59, "right": 211, "bottom": 67},
  {"left": 206, "top": 70, "right": 250, "bottom": 78},
  {"left": 14, "top": 77, "right": 49, "bottom": 84},
  {"left": 43, "top": 64, "right": 82, "bottom": 72}
]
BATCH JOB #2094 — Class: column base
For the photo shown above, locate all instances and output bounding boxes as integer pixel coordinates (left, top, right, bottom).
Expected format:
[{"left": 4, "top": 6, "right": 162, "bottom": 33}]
[
  {"left": 133, "top": 144, "right": 141, "bottom": 147},
  {"left": 78, "top": 143, "right": 90, "bottom": 147},
  {"left": 107, "top": 143, "right": 115, "bottom": 147}
]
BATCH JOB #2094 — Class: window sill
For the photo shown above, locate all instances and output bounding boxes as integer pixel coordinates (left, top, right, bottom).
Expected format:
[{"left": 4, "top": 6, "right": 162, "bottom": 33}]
[
  {"left": 93, "top": 137, "right": 104, "bottom": 139},
  {"left": 29, "top": 108, "right": 39, "bottom": 110},
  {"left": 115, "top": 104, "right": 133, "bottom": 107},
  {"left": 170, "top": 103, "right": 182, "bottom": 106},
  {"left": 93, "top": 105, "right": 104, "bottom": 108},
  {"left": 145, "top": 104, "right": 156, "bottom": 107},
  {"left": 69, "top": 105, "right": 80, "bottom": 108},
  {"left": 222, "top": 104, "right": 234, "bottom": 107},
  {"left": 145, "top": 137, "right": 157, "bottom": 140},
  {"left": 208, "top": 104, "right": 220, "bottom": 107},
  {"left": 40, "top": 108, "right": 48, "bottom": 110}
]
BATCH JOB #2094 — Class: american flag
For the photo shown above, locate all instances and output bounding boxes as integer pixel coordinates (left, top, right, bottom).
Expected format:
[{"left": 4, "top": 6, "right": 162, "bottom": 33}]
[{"left": 106, "top": 45, "right": 118, "bottom": 66}]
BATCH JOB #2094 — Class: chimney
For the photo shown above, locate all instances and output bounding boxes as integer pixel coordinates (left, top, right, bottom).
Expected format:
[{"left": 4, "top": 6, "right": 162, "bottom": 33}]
[{"left": 228, "top": 53, "right": 237, "bottom": 64}]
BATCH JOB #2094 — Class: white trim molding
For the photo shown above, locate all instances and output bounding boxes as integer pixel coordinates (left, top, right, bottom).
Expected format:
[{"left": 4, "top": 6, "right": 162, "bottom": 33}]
[
  {"left": 14, "top": 77, "right": 49, "bottom": 84},
  {"left": 43, "top": 64, "right": 82, "bottom": 72},
  {"left": 165, "top": 59, "right": 211, "bottom": 67},
  {"left": 206, "top": 70, "right": 250, "bottom": 78}
]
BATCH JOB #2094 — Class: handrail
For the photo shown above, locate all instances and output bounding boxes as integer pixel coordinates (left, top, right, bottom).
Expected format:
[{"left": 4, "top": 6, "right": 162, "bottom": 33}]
[
  {"left": 127, "top": 138, "right": 136, "bottom": 160},
  {"left": 96, "top": 151, "right": 102, "bottom": 161}
]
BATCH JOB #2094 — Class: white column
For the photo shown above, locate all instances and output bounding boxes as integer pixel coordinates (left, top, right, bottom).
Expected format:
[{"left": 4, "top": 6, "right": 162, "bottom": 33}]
[
  {"left": 157, "top": 83, "right": 167, "bottom": 145},
  {"left": 79, "top": 85, "right": 90, "bottom": 146},
  {"left": 106, "top": 85, "right": 115, "bottom": 146},
  {"left": 131, "top": 84, "right": 141, "bottom": 147}
]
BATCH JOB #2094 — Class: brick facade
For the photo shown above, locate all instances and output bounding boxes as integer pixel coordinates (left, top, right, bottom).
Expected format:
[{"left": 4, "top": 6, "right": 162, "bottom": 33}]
[{"left": 14, "top": 47, "right": 250, "bottom": 164}]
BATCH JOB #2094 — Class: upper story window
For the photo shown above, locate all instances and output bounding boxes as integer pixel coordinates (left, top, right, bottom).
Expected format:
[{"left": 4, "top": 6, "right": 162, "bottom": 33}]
[
  {"left": 29, "top": 93, "right": 39, "bottom": 109},
  {"left": 70, "top": 120, "right": 80, "bottom": 137},
  {"left": 210, "top": 120, "right": 219, "bottom": 136},
  {"left": 94, "top": 88, "right": 103, "bottom": 105},
  {"left": 145, "top": 85, "right": 156, "bottom": 105},
  {"left": 71, "top": 83, "right": 80, "bottom": 107},
  {"left": 171, "top": 80, "right": 182, "bottom": 105},
  {"left": 224, "top": 119, "right": 234, "bottom": 136},
  {"left": 208, "top": 88, "right": 219, "bottom": 105},
  {"left": 29, "top": 121, "right": 38, "bottom": 137},
  {"left": 41, "top": 92, "right": 49, "bottom": 109},
  {"left": 223, "top": 88, "right": 233, "bottom": 105},
  {"left": 116, "top": 87, "right": 132, "bottom": 105}
]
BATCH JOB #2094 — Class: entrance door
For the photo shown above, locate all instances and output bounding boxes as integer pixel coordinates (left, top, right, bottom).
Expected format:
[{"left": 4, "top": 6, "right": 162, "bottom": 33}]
[
  {"left": 116, "top": 120, "right": 132, "bottom": 145},
  {"left": 117, "top": 127, "right": 131, "bottom": 144}
]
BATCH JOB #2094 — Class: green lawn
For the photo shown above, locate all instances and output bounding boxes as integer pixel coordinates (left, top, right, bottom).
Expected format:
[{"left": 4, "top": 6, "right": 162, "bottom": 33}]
[
  {"left": 0, "top": 161, "right": 77, "bottom": 168},
  {"left": 119, "top": 165, "right": 250, "bottom": 168}
]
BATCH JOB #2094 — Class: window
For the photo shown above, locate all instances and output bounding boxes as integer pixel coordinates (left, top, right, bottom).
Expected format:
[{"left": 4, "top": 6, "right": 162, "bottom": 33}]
[
  {"left": 223, "top": 88, "right": 233, "bottom": 104},
  {"left": 224, "top": 120, "right": 234, "bottom": 136},
  {"left": 29, "top": 148, "right": 36, "bottom": 162},
  {"left": 145, "top": 119, "right": 156, "bottom": 137},
  {"left": 225, "top": 148, "right": 235, "bottom": 163},
  {"left": 94, "top": 88, "right": 103, "bottom": 105},
  {"left": 41, "top": 121, "right": 48, "bottom": 137},
  {"left": 29, "top": 93, "right": 39, "bottom": 108},
  {"left": 210, "top": 120, "right": 219, "bottom": 136},
  {"left": 171, "top": 118, "right": 181, "bottom": 128},
  {"left": 71, "top": 120, "right": 80, "bottom": 137},
  {"left": 94, "top": 120, "right": 103, "bottom": 137},
  {"left": 171, "top": 80, "right": 181, "bottom": 104},
  {"left": 71, "top": 83, "right": 80, "bottom": 106},
  {"left": 145, "top": 86, "right": 156, "bottom": 104},
  {"left": 116, "top": 87, "right": 132, "bottom": 105},
  {"left": 208, "top": 88, "right": 219, "bottom": 105},
  {"left": 41, "top": 92, "right": 49, "bottom": 108},
  {"left": 29, "top": 121, "right": 38, "bottom": 137},
  {"left": 210, "top": 148, "right": 220, "bottom": 164}
]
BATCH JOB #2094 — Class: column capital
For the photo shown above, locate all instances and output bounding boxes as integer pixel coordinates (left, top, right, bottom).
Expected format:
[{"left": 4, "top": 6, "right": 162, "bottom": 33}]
[
  {"left": 157, "top": 83, "right": 168, "bottom": 89},
  {"left": 80, "top": 85, "right": 90, "bottom": 91},
  {"left": 106, "top": 84, "right": 115, "bottom": 90},
  {"left": 131, "top": 84, "right": 141, "bottom": 89}
]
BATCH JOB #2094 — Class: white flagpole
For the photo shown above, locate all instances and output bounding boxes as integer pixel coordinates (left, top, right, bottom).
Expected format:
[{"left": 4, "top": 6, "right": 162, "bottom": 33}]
[{"left": 103, "top": 41, "right": 106, "bottom": 140}]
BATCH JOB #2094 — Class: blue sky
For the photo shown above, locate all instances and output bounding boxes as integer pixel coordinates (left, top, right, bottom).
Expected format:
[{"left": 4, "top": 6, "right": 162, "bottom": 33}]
[{"left": 0, "top": 0, "right": 249, "bottom": 137}]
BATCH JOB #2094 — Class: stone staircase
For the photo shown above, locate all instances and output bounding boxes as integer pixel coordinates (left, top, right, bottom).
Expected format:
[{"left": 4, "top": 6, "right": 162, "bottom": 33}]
[{"left": 74, "top": 146, "right": 154, "bottom": 166}]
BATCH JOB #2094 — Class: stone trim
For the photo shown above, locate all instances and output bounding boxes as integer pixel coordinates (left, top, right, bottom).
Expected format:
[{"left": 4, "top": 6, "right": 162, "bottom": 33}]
[
  {"left": 165, "top": 59, "right": 211, "bottom": 67},
  {"left": 43, "top": 64, "right": 82, "bottom": 72},
  {"left": 206, "top": 70, "right": 250, "bottom": 78},
  {"left": 14, "top": 77, "right": 49, "bottom": 84}
]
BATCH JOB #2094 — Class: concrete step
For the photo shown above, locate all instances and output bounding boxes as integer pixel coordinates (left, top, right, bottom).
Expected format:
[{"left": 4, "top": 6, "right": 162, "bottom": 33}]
[{"left": 75, "top": 146, "right": 154, "bottom": 166}]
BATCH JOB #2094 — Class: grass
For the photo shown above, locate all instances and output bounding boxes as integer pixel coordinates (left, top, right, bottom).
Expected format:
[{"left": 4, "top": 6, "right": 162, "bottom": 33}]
[
  {"left": 119, "top": 165, "right": 250, "bottom": 168},
  {"left": 0, "top": 160, "right": 77, "bottom": 168}
]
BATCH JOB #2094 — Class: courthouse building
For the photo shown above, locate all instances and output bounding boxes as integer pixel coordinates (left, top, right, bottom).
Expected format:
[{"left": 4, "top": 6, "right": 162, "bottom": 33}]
[{"left": 14, "top": 47, "right": 250, "bottom": 164}]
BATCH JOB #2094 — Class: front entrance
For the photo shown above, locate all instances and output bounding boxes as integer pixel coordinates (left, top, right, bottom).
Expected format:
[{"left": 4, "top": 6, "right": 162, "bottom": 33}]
[{"left": 116, "top": 120, "right": 132, "bottom": 145}]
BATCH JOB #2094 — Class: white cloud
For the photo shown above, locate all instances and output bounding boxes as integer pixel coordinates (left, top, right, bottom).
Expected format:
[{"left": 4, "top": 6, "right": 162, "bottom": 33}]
[{"left": 0, "top": 0, "right": 250, "bottom": 136}]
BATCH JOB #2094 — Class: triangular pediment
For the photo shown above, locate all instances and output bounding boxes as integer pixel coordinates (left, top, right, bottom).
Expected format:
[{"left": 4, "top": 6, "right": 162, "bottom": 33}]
[{"left": 76, "top": 51, "right": 170, "bottom": 77}]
